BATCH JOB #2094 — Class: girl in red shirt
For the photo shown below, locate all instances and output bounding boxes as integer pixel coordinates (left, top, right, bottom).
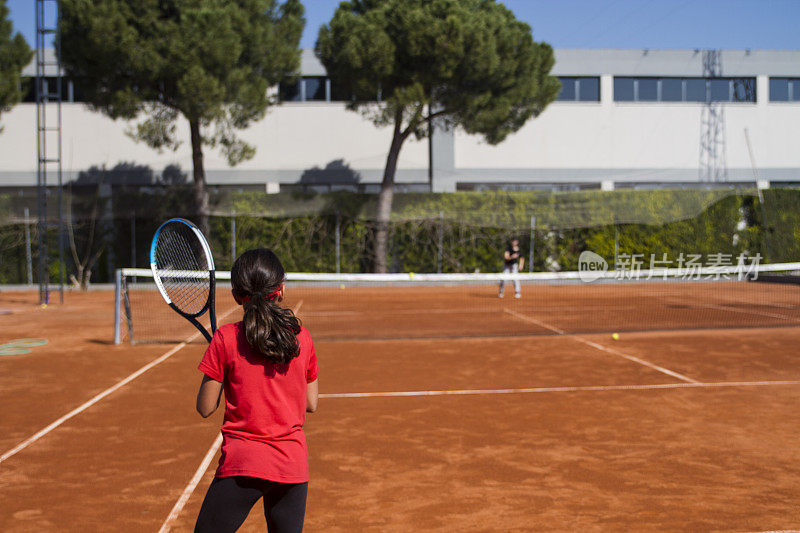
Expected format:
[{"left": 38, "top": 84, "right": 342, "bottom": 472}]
[{"left": 194, "top": 249, "right": 319, "bottom": 533}]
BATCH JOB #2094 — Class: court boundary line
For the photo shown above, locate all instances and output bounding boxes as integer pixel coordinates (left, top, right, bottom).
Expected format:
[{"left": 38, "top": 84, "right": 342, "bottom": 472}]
[
  {"left": 317, "top": 380, "right": 800, "bottom": 398},
  {"left": 158, "top": 433, "right": 223, "bottom": 533},
  {"left": 157, "top": 300, "right": 303, "bottom": 531},
  {"left": 310, "top": 323, "right": 800, "bottom": 343},
  {"left": 0, "top": 306, "right": 239, "bottom": 465},
  {"left": 503, "top": 308, "right": 699, "bottom": 383}
]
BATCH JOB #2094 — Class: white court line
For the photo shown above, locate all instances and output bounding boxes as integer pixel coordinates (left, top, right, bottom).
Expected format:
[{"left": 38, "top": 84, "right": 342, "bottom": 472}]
[
  {"left": 0, "top": 306, "right": 239, "bottom": 465},
  {"left": 573, "top": 337, "right": 699, "bottom": 383},
  {"left": 503, "top": 308, "right": 698, "bottom": 383},
  {"left": 658, "top": 295, "right": 800, "bottom": 323},
  {"left": 157, "top": 300, "right": 303, "bottom": 531},
  {"left": 706, "top": 302, "right": 800, "bottom": 323},
  {"left": 158, "top": 433, "right": 223, "bottom": 533},
  {"left": 318, "top": 380, "right": 800, "bottom": 399},
  {"left": 504, "top": 308, "right": 566, "bottom": 334}
]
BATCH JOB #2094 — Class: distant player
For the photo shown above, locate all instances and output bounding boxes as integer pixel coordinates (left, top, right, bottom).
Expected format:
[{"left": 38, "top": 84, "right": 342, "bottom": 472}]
[
  {"left": 499, "top": 237, "right": 524, "bottom": 299},
  {"left": 194, "top": 249, "right": 318, "bottom": 533}
]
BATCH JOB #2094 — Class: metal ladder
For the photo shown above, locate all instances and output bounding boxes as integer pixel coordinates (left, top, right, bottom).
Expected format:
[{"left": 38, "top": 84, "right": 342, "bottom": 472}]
[{"left": 34, "top": 0, "right": 65, "bottom": 304}]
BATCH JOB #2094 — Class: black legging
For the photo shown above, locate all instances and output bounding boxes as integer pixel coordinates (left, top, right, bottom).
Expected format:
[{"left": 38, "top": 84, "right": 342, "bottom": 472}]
[{"left": 194, "top": 476, "right": 308, "bottom": 533}]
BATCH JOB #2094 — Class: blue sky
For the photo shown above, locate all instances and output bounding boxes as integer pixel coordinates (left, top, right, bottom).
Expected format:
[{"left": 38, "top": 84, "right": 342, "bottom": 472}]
[{"left": 6, "top": 0, "right": 799, "bottom": 51}]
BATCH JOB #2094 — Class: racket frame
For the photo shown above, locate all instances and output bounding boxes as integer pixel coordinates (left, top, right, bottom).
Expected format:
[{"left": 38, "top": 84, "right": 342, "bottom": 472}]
[{"left": 150, "top": 218, "right": 217, "bottom": 343}]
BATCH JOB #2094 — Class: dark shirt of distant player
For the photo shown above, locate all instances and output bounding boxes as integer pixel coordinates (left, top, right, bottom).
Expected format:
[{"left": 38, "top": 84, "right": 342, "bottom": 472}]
[{"left": 504, "top": 245, "right": 521, "bottom": 267}]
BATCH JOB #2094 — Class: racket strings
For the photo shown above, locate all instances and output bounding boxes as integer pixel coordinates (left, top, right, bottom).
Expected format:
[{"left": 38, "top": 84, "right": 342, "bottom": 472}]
[{"left": 156, "top": 224, "right": 211, "bottom": 315}]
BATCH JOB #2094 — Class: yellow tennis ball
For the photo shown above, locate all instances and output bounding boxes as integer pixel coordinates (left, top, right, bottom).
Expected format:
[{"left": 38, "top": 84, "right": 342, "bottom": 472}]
[
  {"left": 612, "top": 333, "right": 619, "bottom": 340},
  {"left": 339, "top": 284, "right": 345, "bottom": 290},
  {"left": 409, "top": 272, "right": 415, "bottom": 278},
  {"left": 40, "top": 304, "right": 48, "bottom": 309}
]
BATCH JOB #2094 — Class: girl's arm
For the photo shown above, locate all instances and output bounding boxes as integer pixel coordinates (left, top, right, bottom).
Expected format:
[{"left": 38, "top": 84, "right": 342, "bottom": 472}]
[
  {"left": 307, "top": 378, "right": 319, "bottom": 413},
  {"left": 196, "top": 375, "right": 223, "bottom": 418}
]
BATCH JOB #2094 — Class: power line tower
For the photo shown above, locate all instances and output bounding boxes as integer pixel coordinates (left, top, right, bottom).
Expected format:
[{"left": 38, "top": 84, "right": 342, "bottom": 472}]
[
  {"left": 699, "top": 49, "right": 727, "bottom": 183},
  {"left": 35, "top": 0, "right": 65, "bottom": 304}
]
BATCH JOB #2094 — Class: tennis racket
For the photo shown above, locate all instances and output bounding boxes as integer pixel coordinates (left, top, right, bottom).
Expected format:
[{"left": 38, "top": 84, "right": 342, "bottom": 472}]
[{"left": 150, "top": 218, "right": 217, "bottom": 342}]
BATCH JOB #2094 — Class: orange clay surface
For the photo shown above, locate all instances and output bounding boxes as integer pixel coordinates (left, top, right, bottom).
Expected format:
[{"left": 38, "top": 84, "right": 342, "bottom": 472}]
[{"left": 1, "top": 288, "right": 800, "bottom": 531}]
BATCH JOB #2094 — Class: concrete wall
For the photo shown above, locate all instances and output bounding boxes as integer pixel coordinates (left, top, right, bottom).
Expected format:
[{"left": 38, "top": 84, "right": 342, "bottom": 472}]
[
  {"left": 447, "top": 73, "right": 800, "bottom": 191},
  {"left": 2, "top": 49, "right": 799, "bottom": 191}
]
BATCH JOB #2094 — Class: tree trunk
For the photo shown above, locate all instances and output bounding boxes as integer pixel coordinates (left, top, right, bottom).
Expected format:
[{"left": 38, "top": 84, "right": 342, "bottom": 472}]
[
  {"left": 374, "top": 112, "right": 406, "bottom": 273},
  {"left": 189, "top": 118, "right": 210, "bottom": 235}
]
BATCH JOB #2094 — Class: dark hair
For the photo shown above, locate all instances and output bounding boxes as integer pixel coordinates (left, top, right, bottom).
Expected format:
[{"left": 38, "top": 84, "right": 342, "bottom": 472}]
[{"left": 231, "top": 249, "right": 301, "bottom": 365}]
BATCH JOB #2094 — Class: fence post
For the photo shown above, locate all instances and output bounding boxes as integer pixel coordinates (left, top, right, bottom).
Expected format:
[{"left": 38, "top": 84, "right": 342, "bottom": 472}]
[
  {"left": 529, "top": 216, "right": 535, "bottom": 273},
  {"left": 24, "top": 207, "right": 33, "bottom": 284},
  {"left": 335, "top": 212, "right": 341, "bottom": 274},
  {"left": 130, "top": 210, "right": 136, "bottom": 269},
  {"left": 613, "top": 216, "right": 619, "bottom": 269},
  {"left": 437, "top": 211, "right": 444, "bottom": 273},
  {"left": 230, "top": 210, "right": 236, "bottom": 266}
]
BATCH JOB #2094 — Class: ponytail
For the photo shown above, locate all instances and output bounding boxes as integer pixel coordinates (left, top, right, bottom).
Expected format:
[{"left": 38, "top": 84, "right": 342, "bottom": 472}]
[{"left": 231, "top": 249, "right": 302, "bottom": 365}]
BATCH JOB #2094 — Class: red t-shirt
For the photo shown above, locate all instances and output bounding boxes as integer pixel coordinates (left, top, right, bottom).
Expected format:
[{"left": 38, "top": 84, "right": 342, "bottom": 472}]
[{"left": 198, "top": 322, "right": 318, "bottom": 483}]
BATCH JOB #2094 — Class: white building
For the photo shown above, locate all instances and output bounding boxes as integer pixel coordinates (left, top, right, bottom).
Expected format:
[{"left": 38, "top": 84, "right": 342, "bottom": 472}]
[{"left": 0, "top": 48, "right": 798, "bottom": 192}]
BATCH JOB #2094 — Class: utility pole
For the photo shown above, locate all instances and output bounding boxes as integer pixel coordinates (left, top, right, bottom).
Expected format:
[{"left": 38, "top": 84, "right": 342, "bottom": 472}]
[{"left": 699, "top": 50, "right": 727, "bottom": 183}]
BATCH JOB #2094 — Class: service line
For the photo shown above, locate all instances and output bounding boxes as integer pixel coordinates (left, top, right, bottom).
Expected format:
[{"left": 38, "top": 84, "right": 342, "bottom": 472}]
[
  {"left": 503, "top": 307, "right": 698, "bottom": 383},
  {"left": 318, "top": 380, "right": 800, "bottom": 399}
]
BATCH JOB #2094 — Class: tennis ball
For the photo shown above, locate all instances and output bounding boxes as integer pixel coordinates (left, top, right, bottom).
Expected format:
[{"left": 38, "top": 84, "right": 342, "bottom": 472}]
[
  {"left": 339, "top": 284, "right": 346, "bottom": 290},
  {"left": 611, "top": 333, "right": 619, "bottom": 340},
  {"left": 409, "top": 272, "right": 415, "bottom": 278},
  {"left": 40, "top": 304, "right": 47, "bottom": 309}
]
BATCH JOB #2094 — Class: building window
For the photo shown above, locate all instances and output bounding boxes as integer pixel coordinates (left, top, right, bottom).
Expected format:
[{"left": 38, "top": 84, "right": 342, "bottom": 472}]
[
  {"left": 637, "top": 78, "right": 658, "bottom": 101},
  {"left": 661, "top": 78, "right": 682, "bottom": 101},
  {"left": 614, "top": 77, "right": 756, "bottom": 103},
  {"left": 613, "top": 77, "right": 634, "bottom": 101},
  {"left": 685, "top": 78, "right": 706, "bottom": 102},
  {"left": 732, "top": 78, "right": 756, "bottom": 102},
  {"left": 557, "top": 77, "right": 600, "bottom": 102},
  {"left": 304, "top": 76, "right": 327, "bottom": 101},
  {"left": 770, "top": 78, "right": 800, "bottom": 101},
  {"left": 709, "top": 79, "right": 730, "bottom": 102},
  {"left": 21, "top": 76, "right": 80, "bottom": 103},
  {"left": 279, "top": 76, "right": 379, "bottom": 102}
]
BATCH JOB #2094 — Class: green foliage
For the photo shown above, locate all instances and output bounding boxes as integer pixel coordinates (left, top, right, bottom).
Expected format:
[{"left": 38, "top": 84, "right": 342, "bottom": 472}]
[
  {"left": 58, "top": 0, "right": 305, "bottom": 165},
  {"left": 762, "top": 188, "right": 800, "bottom": 263},
  {"left": 316, "top": 0, "right": 560, "bottom": 144},
  {"left": 0, "top": 0, "right": 33, "bottom": 130},
  {"left": 1, "top": 188, "right": 799, "bottom": 283}
]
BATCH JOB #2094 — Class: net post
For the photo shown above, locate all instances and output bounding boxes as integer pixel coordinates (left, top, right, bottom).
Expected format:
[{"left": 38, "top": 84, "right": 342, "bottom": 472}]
[{"left": 114, "top": 269, "right": 122, "bottom": 344}]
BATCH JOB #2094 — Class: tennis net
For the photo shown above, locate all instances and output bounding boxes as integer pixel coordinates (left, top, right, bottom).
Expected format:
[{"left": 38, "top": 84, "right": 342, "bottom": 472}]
[{"left": 114, "top": 262, "right": 800, "bottom": 344}]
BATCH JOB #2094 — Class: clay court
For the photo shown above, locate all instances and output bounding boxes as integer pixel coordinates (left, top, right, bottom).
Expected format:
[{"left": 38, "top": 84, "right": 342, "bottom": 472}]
[{"left": 2, "top": 281, "right": 800, "bottom": 531}]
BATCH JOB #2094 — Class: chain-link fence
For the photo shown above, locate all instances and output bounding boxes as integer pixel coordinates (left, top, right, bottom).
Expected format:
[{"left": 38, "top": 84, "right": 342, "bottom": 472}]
[{"left": 2, "top": 185, "right": 798, "bottom": 286}]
